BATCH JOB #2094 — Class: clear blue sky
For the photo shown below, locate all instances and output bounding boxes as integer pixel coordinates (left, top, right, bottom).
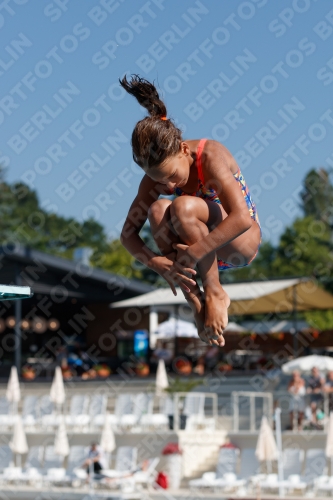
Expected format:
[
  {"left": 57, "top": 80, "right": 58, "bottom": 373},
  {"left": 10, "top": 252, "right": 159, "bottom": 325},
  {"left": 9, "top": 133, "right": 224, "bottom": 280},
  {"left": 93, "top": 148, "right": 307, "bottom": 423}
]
[{"left": 2, "top": 0, "right": 333, "bottom": 245}]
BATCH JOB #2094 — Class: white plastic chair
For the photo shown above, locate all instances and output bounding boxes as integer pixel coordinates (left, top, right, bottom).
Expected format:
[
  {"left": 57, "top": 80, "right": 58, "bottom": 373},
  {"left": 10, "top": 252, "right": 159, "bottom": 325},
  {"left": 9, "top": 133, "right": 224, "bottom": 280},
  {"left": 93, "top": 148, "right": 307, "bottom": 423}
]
[
  {"left": 132, "top": 393, "right": 153, "bottom": 429},
  {"left": 189, "top": 447, "right": 240, "bottom": 490},
  {"left": 39, "top": 395, "right": 60, "bottom": 429},
  {"left": 67, "top": 445, "right": 89, "bottom": 474},
  {"left": 19, "top": 467, "right": 43, "bottom": 486},
  {"left": 183, "top": 394, "right": 213, "bottom": 431},
  {"left": 214, "top": 472, "right": 246, "bottom": 492},
  {"left": 314, "top": 475, "right": 333, "bottom": 495},
  {"left": 115, "top": 446, "right": 138, "bottom": 472},
  {"left": 2, "top": 467, "right": 22, "bottom": 484},
  {"left": 140, "top": 413, "right": 169, "bottom": 431},
  {"left": 0, "top": 445, "right": 13, "bottom": 472},
  {"left": 93, "top": 412, "right": 118, "bottom": 430},
  {"left": 89, "top": 394, "right": 108, "bottom": 429},
  {"left": 25, "top": 446, "right": 44, "bottom": 471},
  {"left": 140, "top": 396, "right": 171, "bottom": 431},
  {"left": 302, "top": 448, "right": 327, "bottom": 485},
  {"left": 65, "top": 395, "right": 90, "bottom": 430},
  {"left": 116, "top": 394, "right": 136, "bottom": 430},
  {"left": 213, "top": 448, "right": 259, "bottom": 493},
  {"left": 0, "top": 397, "right": 12, "bottom": 429},
  {"left": 260, "top": 449, "right": 305, "bottom": 493},
  {"left": 103, "top": 446, "right": 138, "bottom": 478},
  {"left": 43, "top": 467, "right": 70, "bottom": 486},
  {"left": 22, "top": 395, "right": 38, "bottom": 428},
  {"left": 43, "top": 446, "right": 64, "bottom": 470},
  {"left": 239, "top": 449, "right": 260, "bottom": 479}
]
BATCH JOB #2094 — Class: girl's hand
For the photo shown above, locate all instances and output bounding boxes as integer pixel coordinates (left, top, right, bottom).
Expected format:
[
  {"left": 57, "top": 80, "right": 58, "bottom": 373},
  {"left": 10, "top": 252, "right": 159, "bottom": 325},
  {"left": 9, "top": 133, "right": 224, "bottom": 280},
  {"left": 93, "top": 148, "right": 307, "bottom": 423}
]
[
  {"left": 172, "top": 243, "right": 198, "bottom": 270},
  {"left": 150, "top": 252, "right": 197, "bottom": 296}
]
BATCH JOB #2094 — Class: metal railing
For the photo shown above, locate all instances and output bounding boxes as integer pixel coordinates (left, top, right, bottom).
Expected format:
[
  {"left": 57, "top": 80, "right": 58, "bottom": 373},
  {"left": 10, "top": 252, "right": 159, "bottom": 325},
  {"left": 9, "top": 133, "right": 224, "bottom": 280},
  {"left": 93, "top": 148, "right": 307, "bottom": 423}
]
[
  {"left": 173, "top": 392, "right": 218, "bottom": 432},
  {"left": 231, "top": 391, "right": 273, "bottom": 432}
]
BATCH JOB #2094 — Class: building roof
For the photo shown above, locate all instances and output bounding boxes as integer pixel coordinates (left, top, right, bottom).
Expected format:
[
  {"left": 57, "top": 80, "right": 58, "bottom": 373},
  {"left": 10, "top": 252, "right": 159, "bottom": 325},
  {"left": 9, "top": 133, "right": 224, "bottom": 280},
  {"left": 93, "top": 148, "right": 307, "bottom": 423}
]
[
  {"left": 0, "top": 246, "right": 153, "bottom": 302},
  {"left": 110, "top": 277, "right": 333, "bottom": 314},
  {"left": 240, "top": 320, "right": 311, "bottom": 334}
]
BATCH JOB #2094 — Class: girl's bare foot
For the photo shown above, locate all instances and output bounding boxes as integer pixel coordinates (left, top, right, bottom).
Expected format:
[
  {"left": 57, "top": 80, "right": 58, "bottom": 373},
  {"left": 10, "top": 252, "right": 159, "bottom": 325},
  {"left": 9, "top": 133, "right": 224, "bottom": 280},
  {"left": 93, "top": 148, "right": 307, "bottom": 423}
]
[
  {"left": 183, "top": 282, "right": 224, "bottom": 346},
  {"left": 204, "top": 289, "right": 230, "bottom": 345}
]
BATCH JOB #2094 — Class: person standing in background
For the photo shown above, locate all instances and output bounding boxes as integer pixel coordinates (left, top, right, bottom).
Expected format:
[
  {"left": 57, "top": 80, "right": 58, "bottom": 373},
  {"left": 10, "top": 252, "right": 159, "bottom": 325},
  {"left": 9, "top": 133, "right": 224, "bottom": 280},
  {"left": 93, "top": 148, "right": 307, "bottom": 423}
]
[{"left": 288, "top": 370, "right": 306, "bottom": 430}]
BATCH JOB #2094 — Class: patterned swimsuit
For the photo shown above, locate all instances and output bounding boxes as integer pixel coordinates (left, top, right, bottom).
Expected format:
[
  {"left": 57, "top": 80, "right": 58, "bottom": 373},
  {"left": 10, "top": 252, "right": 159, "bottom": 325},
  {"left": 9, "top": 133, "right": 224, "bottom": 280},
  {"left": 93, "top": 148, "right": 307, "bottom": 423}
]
[{"left": 173, "top": 139, "right": 261, "bottom": 270}]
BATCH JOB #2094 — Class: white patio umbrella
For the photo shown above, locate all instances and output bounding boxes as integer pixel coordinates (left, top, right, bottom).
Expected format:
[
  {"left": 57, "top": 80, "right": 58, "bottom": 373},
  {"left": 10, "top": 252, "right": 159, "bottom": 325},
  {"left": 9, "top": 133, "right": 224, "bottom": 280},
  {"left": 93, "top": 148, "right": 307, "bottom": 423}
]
[
  {"left": 50, "top": 367, "right": 66, "bottom": 410},
  {"left": 6, "top": 366, "right": 21, "bottom": 413},
  {"left": 10, "top": 415, "right": 28, "bottom": 466},
  {"left": 155, "top": 317, "right": 198, "bottom": 338},
  {"left": 282, "top": 355, "right": 333, "bottom": 374},
  {"left": 54, "top": 416, "right": 69, "bottom": 457},
  {"left": 155, "top": 359, "right": 169, "bottom": 396},
  {"left": 100, "top": 414, "right": 116, "bottom": 469},
  {"left": 325, "top": 412, "right": 333, "bottom": 476},
  {"left": 255, "top": 416, "right": 278, "bottom": 473}
]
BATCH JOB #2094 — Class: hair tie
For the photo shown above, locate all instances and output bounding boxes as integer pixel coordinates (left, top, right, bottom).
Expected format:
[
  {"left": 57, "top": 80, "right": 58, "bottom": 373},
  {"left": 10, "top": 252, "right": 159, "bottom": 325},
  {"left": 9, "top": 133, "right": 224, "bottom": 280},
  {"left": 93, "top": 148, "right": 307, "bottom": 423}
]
[{"left": 160, "top": 116, "right": 167, "bottom": 121}]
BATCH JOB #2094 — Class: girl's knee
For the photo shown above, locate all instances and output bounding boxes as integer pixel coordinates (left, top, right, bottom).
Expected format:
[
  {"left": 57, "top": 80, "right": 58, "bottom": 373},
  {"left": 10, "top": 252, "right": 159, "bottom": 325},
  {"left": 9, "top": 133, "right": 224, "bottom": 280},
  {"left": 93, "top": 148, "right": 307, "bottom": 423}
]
[
  {"left": 170, "top": 196, "right": 198, "bottom": 220},
  {"left": 147, "top": 198, "right": 172, "bottom": 223}
]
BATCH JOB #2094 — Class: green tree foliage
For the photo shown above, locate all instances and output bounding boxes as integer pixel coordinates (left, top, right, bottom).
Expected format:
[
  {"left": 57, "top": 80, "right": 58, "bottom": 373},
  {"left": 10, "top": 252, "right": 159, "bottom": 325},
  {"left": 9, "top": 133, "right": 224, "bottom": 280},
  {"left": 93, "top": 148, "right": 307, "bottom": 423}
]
[
  {"left": 271, "top": 168, "right": 333, "bottom": 293},
  {"left": 304, "top": 310, "right": 333, "bottom": 331},
  {"left": 0, "top": 176, "right": 109, "bottom": 261},
  {"left": 272, "top": 216, "right": 332, "bottom": 282},
  {"left": 300, "top": 168, "right": 333, "bottom": 220},
  {"left": 96, "top": 239, "right": 142, "bottom": 279}
]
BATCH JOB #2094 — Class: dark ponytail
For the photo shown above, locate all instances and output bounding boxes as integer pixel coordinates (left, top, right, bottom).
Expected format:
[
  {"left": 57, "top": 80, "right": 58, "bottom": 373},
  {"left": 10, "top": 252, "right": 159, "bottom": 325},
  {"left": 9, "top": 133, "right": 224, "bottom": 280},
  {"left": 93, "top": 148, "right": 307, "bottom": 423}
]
[
  {"left": 119, "top": 74, "right": 182, "bottom": 170},
  {"left": 120, "top": 75, "right": 166, "bottom": 118}
]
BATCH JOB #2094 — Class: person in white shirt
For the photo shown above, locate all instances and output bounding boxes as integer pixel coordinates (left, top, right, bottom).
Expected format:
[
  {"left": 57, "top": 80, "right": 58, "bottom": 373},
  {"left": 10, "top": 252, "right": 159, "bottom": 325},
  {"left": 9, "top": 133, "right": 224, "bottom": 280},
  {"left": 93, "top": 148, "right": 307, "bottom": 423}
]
[{"left": 81, "top": 443, "right": 105, "bottom": 477}]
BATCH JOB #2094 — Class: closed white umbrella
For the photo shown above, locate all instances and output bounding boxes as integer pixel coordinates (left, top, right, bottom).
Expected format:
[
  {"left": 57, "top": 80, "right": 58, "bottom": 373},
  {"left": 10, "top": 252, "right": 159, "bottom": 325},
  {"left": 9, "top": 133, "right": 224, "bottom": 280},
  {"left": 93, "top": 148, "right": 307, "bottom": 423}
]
[
  {"left": 10, "top": 415, "right": 28, "bottom": 466},
  {"left": 6, "top": 366, "right": 21, "bottom": 413},
  {"left": 50, "top": 367, "right": 66, "bottom": 408},
  {"left": 156, "top": 359, "right": 169, "bottom": 396},
  {"left": 54, "top": 416, "right": 69, "bottom": 457},
  {"left": 255, "top": 416, "right": 278, "bottom": 472},
  {"left": 100, "top": 414, "right": 116, "bottom": 469},
  {"left": 325, "top": 412, "right": 333, "bottom": 476},
  {"left": 155, "top": 318, "right": 198, "bottom": 338},
  {"left": 282, "top": 355, "right": 333, "bottom": 374}
]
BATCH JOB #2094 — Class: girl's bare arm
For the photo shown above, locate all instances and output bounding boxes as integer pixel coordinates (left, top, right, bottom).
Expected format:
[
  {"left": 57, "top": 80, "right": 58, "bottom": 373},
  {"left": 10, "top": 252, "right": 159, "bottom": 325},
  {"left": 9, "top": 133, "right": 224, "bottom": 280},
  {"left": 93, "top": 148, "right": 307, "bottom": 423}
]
[
  {"left": 120, "top": 174, "right": 161, "bottom": 267},
  {"left": 188, "top": 140, "right": 253, "bottom": 263},
  {"left": 120, "top": 175, "right": 196, "bottom": 293}
]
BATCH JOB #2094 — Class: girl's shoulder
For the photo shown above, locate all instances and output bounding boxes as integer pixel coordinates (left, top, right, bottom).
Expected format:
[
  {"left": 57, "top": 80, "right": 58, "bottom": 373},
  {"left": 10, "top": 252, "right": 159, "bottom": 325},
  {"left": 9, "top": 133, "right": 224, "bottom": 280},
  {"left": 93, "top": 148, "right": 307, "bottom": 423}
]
[{"left": 199, "top": 140, "right": 239, "bottom": 176}]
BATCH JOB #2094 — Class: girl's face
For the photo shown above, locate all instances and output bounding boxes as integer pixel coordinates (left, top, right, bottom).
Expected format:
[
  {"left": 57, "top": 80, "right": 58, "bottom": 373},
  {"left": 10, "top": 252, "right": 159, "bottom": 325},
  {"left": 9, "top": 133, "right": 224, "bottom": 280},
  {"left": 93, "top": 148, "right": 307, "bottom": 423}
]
[{"left": 148, "top": 142, "right": 192, "bottom": 190}]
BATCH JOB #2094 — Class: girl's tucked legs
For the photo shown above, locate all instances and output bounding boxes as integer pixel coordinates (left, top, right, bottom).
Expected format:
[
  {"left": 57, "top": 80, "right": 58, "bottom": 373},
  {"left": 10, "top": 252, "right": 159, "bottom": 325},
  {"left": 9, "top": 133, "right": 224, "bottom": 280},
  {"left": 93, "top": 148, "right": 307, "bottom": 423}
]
[
  {"left": 170, "top": 196, "right": 229, "bottom": 344},
  {"left": 147, "top": 199, "right": 217, "bottom": 345}
]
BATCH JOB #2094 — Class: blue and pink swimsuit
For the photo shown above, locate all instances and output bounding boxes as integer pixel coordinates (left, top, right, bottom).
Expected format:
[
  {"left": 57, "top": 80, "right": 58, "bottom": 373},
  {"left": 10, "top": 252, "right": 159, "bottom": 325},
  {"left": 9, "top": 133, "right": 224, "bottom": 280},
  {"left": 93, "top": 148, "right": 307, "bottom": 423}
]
[{"left": 172, "top": 138, "right": 261, "bottom": 270}]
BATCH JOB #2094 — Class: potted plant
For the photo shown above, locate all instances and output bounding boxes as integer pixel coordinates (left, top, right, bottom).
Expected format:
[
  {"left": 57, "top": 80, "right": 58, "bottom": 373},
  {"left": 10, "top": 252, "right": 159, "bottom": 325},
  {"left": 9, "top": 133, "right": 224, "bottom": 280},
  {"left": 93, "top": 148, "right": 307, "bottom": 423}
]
[
  {"left": 135, "top": 361, "right": 150, "bottom": 377},
  {"left": 94, "top": 364, "right": 111, "bottom": 378},
  {"left": 61, "top": 364, "right": 73, "bottom": 380},
  {"left": 161, "top": 442, "right": 183, "bottom": 489},
  {"left": 216, "top": 361, "right": 233, "bottom": 372},
  {"left": 22, "top": 365, "right": 36, "bottom": 380},
  {"left": 81, "top": 368, "right": 98, "bottom": 380},
  {"left": 173, "top": 357, "right": 192, "bottom": 375}
]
